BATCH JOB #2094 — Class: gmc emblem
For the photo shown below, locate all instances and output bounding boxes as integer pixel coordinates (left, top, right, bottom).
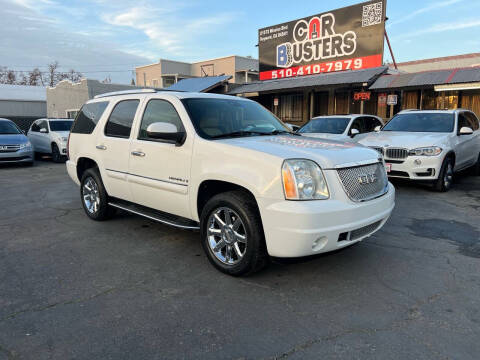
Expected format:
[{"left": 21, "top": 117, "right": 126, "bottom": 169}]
[{"left": 358, "top": 173, "right": 377, "bottom": 185}]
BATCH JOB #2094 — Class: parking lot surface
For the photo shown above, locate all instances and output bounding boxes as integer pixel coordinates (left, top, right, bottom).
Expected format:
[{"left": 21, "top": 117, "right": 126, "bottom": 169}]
[{"left": 0, "top": 161, "right": 479, "bottom": 360}]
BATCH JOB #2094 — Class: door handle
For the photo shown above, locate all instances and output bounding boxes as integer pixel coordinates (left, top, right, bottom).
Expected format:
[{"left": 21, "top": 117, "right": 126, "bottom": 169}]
[
  {"left": 131, "top": 151, "right": 145, "bottom": 157},
  {"left": 96, "top": 145, "right": 107, "bottom": 150}
]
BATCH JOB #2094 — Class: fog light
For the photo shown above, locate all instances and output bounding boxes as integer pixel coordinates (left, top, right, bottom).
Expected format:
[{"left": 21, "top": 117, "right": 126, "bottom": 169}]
[
  {"left": 414, "top": 159, "right": 422, "bottom": 165},
  {"left": 312, "top": 236, "right": 328, "bottom": 251}
]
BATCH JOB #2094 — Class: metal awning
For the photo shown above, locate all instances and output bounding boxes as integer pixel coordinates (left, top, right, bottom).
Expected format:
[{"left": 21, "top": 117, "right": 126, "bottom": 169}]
[
  {"left": 434, "top": 82, "right": 480, "bottom": 91},
  {"left": 166, "top": 75, "right": 232, "bottom": 92},
  {"left": 227, "top": 67, "right": 387, "bottom": 95},
  {"left": 370, "top": 66, "right": 480, "bottom": 90}
]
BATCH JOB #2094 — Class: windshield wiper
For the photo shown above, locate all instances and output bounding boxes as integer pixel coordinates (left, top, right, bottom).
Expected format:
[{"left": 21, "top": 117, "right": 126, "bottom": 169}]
[
  {"left": 268, "top": 129, "right": 302, "bottom": 136},
  {"left": 210, "top": 131, "right": 272, "bottom": 139}
]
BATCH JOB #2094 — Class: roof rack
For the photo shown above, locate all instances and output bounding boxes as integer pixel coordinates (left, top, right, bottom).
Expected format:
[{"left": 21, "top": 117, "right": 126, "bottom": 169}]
[{"left": 93, "top": 88, "right": 186, "bottom": 99}]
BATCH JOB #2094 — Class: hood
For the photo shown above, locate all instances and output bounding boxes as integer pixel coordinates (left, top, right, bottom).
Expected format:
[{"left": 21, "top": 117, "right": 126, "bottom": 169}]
[
  {"left": 0, "top": 133, "right": 29, "bottom": 144},
  {"left": 358, "top": 131, "right": 449, "bottom": 149},
  {"left": 303, "top": 133, "right": 349, "bottom": 141},
  {"left": 218, "top": 135, "right": 380, "bottom": 168}
]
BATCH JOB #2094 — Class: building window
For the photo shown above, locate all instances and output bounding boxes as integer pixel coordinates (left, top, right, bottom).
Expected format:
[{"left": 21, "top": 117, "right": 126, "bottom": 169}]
[
  {"left": 152, "top": 79, "right": 159, "bottom": 88},
  {"left": 402, "top": 91, "right": 419, "bottom": 110},
  {"left": 162, "top": 77, "right": 176, "bottom": 87},
  {"left": 66, "top": 109, "right": 80, "bottom": 119},
  {"left": 276, "top": 94, "right": 303, "bottom": 123},
  {"left": 461, "top": 90, "right": 480, "bottom": 118}
]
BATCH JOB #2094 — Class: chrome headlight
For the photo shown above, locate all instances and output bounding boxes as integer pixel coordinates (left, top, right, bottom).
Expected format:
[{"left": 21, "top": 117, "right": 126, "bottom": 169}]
[
  {"left": 282, "top": 159, "right": 329, "bottom": 200},
  {"left": 408, "top": 147, "right": 442, "bottom": 156},
  {"left": 19, "top": 142, "right": 32, "bottom": 149}
]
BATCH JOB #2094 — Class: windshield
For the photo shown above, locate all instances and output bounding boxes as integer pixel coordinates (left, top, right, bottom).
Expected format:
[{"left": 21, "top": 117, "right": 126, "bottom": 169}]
[
  {"left": 181, "top": 98, "right": 291, "bottom": 139},
  {"left": 0, "top": 121, "right": 21, "bottom": 135},
  {"left": 298, "top": 117, "right": 350, "bottom": 134},
  {"left": 382, "top": 113, "right": 454, "bottom": 133},
  {"left": 49, "top": 120, "right": 73, "bottom": 132}
]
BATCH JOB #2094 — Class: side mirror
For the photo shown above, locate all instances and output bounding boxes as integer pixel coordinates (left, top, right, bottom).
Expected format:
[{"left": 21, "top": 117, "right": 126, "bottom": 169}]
[
  {"left": 374, "top": 126, "right": 381, "bottom": 132},
  {"left": 459, "top": 126, "right": 473, "bottom": 136},
  {"left": 146, "top": 122, "right": 185, "bottom": 145},
  {"left": 39, "top": 128, "right": 48, "bottom": 133},
  {"left": 285, "top": 123, "right": 293, "bottom": 131},
  {"left": 350, "top": 128, "right": 360, "bottom": 137}
]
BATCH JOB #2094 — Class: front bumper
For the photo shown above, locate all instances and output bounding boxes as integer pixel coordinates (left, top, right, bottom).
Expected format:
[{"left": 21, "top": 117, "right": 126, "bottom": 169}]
[
  {"left": 385, "top": 155, "right": 443, "bottom": 180},
  {"left": 0, "top": 148, "right": 33, "bottom": 163},
  {"left": 66, "top": 160, "right": 80, "bottom": 185},
  {"left": 258, "top": 183, "right": 395, "bottom": 258}
]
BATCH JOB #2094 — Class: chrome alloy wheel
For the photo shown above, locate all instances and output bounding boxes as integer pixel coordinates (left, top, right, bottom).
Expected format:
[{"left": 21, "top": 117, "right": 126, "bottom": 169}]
[
  {"left": 444, "top": 162, "right": 453, "bottom": 189},
  {"left": 207, "top": 207, "right": 247, "bottom": 265},
  {"left": 82, "top": 177, "right": 100, "bottom": 214}
]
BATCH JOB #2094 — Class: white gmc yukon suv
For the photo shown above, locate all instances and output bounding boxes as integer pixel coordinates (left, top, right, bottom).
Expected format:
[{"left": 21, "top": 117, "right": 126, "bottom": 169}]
[
  {"left": 66, "top": 90, "right": 395, "bottom": 275},
  {"left": 358, "top": 109, "right": 480, "bottom": 192}
]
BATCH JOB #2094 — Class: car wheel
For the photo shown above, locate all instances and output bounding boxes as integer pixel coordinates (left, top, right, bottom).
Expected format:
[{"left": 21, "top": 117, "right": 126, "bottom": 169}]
[
  {"left": 80, "top": 168, "right": 115, "bottom": 221},
  {"left": 200, "top": 190, "right": 268, "bottom": 276},
  {"left": 34, "top": 152, "right": 42, "bottom": 161},
  {"left": 51, "top": 143, "right": 63, "bottom": 163},
  {"left": 434, "top": 157, "right": 454, "bottom": 192}
]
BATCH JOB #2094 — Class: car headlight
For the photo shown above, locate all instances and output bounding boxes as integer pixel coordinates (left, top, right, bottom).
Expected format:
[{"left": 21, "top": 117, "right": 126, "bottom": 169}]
[
  {"left": 408, "top": 147, "right": 442, "bottom": 156},
  {"left": 19, "top": 142, "right": 32, "bottom": 149},
  {"left": 282, "top": 159, "right": 329, "bottom": 200}
]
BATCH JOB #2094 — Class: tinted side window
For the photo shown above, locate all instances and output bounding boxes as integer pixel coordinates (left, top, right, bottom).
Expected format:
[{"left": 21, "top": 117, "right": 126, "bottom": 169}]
[
  {"left": 105, "top": 100, "right": 139, "bottom": 138},
  {"left": 350, "top": 118, "right": 365, "bottom": 133},
  {"left": 364, "top": 117, "right": 382, "bottom": 132},
  {"left": 139, "top": 100, "right": 184, "bottom": 140},
  {"left": 458, "top": 113, "right": 470, "bottom": 132},
  {"left": 39, "top": 121, "right": 48, "bottom": 132},
  {"left": 31, "top": 122, "right": 40, "bottom": 132},
  {"left": 464, "top": 112, "right": 479, "bottom": 131},
  {"left": 71, "top": 101, "right": 109, "bottom": 134}
]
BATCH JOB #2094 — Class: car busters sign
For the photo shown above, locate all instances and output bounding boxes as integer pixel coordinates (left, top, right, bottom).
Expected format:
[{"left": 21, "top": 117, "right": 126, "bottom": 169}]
[{"left": 258, "top": 0, "right": 386, "bottom": 81}]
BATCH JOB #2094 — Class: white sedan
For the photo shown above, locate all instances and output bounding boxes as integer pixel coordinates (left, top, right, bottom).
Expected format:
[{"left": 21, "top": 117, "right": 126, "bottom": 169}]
[
  {"left": 28, "top": 118, "right": 73, "bottom": 162},
  {"left": 358, "top": 109, "right": 480, "bottom": 191},
  {"left": 297, "top": 114, "right": 384, "bottom": 141}
]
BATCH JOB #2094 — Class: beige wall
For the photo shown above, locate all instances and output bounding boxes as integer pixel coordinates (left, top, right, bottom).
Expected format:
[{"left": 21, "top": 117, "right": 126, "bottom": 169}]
[
  {"left": 394, "top": 54, "right": 480, "bottom": 73},
  {"left": 136, "top": 56, "right": 259, "bottom": 87}
]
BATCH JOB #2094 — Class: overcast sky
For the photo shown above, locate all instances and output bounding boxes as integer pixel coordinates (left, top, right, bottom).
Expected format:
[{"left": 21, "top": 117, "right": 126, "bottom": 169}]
[{"left": 1, "top": 0, "right": 480, "bottom": 84}]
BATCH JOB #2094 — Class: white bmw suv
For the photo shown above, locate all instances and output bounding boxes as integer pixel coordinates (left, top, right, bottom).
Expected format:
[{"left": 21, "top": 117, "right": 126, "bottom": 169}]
[
  {"left": 358, "top": 109, "right": 480, "bottom": 191},
  {"left": 28, "top": 118, "right": 74, "bottom": 162},
  {"left": 66, "top": 90, "right": 395, "bottom": 275}
]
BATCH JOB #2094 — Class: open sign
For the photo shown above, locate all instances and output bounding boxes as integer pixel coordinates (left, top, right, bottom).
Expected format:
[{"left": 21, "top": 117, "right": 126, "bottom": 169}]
[{"left": 353, "top": 91, "right": 371, "bottom": 101}]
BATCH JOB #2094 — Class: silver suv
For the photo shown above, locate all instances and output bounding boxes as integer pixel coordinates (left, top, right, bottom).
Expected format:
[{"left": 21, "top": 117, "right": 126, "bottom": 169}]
[{"left": 358, "top": 109, "right": 480, "bottom": 191}]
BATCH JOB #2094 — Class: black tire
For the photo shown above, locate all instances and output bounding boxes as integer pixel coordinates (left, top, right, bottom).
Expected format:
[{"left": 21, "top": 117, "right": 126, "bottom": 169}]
[
  {"left": 200, "top": 190, "right": 268, "bottom": 276},
  {"left": 23, "top": 161, "right": 34, "bottom": 167},
  {"left": 51, "top": 143, "right": 63, "bottom": 163},
  {"left": 80, "top": 168, "right": 116, "bottom": 221},
  {"left": 34, "top": 152, "right": 42, "bottom": 161},
  {"left": 433, "top": 156, "right": 454, "bottom": 192}
]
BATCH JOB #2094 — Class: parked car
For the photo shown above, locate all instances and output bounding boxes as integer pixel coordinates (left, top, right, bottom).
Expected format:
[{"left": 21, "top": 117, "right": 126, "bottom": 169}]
[
  {"left": 358, "top": 109, "right": 480, "bottom": 192},
  {"left": 28, "top": 118, "right": 74, "bottom": 162},
  {"left": 66, "top": 90, "right": 395, "bottom": 275},
  {"left": 297, "top": 114, "right": 384, "bottom": 141},
  {"left": 0, "top": 118, "right": 33, "bottom": 165}
]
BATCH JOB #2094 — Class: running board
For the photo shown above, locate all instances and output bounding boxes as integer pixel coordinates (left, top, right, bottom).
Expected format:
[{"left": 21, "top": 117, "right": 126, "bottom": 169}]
[{"left": 108, "top": 199, "right": 200, "bottom": 230}]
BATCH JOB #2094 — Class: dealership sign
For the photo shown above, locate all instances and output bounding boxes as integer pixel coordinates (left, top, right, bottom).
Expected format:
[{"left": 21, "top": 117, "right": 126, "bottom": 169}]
[{"left": 258, "top": 0, "right": 386, "bottom": 80}]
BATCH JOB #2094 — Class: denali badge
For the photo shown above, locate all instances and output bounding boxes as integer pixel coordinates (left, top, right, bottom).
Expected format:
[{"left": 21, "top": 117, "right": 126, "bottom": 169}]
[{"left": 358, "top": 173, "right": 377, "bottom": 185}]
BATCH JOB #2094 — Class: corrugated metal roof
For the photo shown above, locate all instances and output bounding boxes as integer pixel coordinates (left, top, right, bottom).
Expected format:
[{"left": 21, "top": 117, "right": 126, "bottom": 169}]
[
  {"left": 228, "top": 67, "right": 387, "bottom": 95},
  {"left": 0, "top": 84, "right": 46, "bottom": 101},
  {"left": 166, "top": 75, "right": 231, "bottom": 92},
  {"left": 370, "top": 66, "right": 480, "bottom": 90}
]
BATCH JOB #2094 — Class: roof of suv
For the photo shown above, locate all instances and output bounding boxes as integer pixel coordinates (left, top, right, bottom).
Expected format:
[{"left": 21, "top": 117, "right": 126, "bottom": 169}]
[
  {"left": 92, "top": 89, "right": 246, "bottom": 102},
  {"left": 398, "top": 109, "right": 470, "bottom": 114}
]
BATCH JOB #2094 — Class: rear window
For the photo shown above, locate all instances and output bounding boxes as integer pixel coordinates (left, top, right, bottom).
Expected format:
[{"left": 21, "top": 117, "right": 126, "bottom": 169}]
[
  {"left": 71, "top": 101, "right": 109, "bottom": 134},
  {"left": 298, "top": 117, "right": 350, "bottom": 134},
  {"left": 49, "top": 120, "right": 73, "bottom": 132}
]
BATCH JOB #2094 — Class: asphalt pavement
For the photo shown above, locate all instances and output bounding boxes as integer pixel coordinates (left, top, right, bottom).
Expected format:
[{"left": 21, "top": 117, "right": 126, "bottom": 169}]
[{"left": 0, "top": 160, "right": 479, "bottom": 359}]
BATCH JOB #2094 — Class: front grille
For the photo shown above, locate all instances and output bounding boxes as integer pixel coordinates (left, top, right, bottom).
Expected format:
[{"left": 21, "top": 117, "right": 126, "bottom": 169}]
[
  {"left": 350, "top": 220, "right": 383, "bottom": 240},
  {"left": 337, "top": 162, "right": 388, "bottom": 202},
  {"left": 370, "top": 146, "right": 384, "bottom": 156},
  {"left": 385, "top": 148, "right": 408, "bottom": 159},
  {"left": 0, "top": 144, "right": 20, "bottom": 153}
]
